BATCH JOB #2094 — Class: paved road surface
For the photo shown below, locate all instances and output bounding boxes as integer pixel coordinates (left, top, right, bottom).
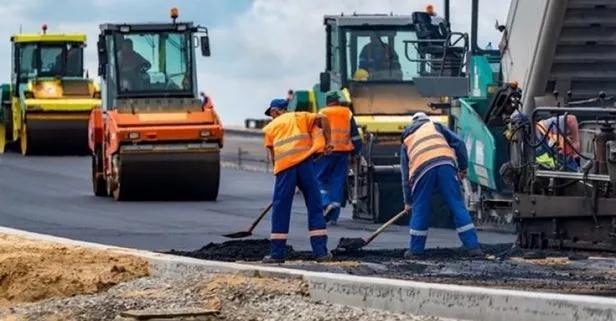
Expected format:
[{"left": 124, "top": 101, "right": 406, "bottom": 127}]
[{"left": 0, "top": 143, "right": 514, "bottom": 253}]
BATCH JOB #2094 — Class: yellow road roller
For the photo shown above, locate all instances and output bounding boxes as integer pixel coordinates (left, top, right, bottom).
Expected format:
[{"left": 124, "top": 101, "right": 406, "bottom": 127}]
[{"left": 0, "top": 24, "right": 101, "bottom": 155}]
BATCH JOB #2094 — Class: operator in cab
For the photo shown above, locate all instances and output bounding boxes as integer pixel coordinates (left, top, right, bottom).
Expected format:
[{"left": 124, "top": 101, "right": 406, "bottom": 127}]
[
  {"left": 511, "top": 110, "right": 581, "bottom": 171},
  {"left": 313, "top": 90, "right": 363, "bottom": 225},
  {"left": 358, "top": 32, "right": 402, "bottom": 80},
  {"left": 117, "top": 38, "right": 151, "bottom": 90},
  {"left": 262, "top": 98, "right": 334, "bottom": 264},
  {"left": 400, "top": 112, "right": 483, "bottom": 259}
]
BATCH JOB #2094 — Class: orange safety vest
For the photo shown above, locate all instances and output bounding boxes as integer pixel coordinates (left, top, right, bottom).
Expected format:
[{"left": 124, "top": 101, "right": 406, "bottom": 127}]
[
  {"left": 536, "top": 121, "right": 565, "bottom": 151},
  {"left": 403, "top": 121, "right": 456, "bottom": 182},
  {"left": 263, "top": 112, "right": 317, "bottom": 175},
  {"left": 319, "top": 106, "right": 354, "bottom": 152},
  {"left": 310, "top": 126, "right": 326, "bottom": 155}
]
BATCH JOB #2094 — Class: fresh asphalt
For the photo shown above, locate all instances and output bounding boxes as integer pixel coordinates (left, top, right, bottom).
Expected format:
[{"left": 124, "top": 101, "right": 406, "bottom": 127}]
[{"left": 0, "top": 137, "right": 515, "bottom": 252}]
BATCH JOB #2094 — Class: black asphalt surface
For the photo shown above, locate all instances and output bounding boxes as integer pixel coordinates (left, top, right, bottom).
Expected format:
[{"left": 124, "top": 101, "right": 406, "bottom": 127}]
[{"left": 0, "top": 138, "right": 515, "bottom": 253}]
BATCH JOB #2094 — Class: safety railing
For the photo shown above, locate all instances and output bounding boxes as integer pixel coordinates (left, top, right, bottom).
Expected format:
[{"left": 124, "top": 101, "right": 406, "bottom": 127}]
[{"left": 403, "top": 31, "right": 469, "bottom": 77}]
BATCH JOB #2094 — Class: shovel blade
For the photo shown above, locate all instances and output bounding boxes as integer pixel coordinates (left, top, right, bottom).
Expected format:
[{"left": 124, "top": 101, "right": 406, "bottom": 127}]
[
  {"left": 221, "top": 231, "right": 253, "bottom": 239},
  {"left": 336, "top": 237, "right": 367, "bottom": 251}
]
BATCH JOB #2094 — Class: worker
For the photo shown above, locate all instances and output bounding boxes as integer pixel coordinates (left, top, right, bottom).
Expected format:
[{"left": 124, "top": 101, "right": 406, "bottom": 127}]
[
  {"left": 400, "top": 112, "right": 483, "bottom": 258},
  {"left": 261, "top": 98, "right": 335, "bottom": 263},
  {"left": 314, "top": 90, "right": 363, "bottom": 225},
  {"left": 117, "top": 39, "right": 151, "bottom": 90},
  {"left": 511, "top": 110, "right": 580, "bottom": 171},
  {"left": 426, "top": 4, "right": 446, "bottom": 30},
  {"left": 358, "top": 32, "right": 402, "bottom": 80}
]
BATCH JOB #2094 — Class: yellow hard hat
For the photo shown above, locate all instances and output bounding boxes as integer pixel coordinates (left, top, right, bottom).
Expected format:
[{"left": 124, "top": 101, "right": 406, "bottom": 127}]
[{"left": 353, "top": 68, "right": 369, "bottom": 81}]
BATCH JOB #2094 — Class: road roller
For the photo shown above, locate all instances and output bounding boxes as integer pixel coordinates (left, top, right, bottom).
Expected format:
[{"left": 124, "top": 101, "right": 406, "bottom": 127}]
[
  {"left": 89, "top": 7, "right": 224, "bottom": 201},
  {"left": 0, "top": 24, "right": 102, "bottom": 155}
]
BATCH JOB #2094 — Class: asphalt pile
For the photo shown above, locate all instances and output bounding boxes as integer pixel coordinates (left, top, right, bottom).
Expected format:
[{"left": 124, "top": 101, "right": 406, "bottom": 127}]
[
  {"left": 166, "top": 239, "right": 514, "bottom": 262},
  {"left": 166, "top": 239, "right": 616, "bottom": 296}
]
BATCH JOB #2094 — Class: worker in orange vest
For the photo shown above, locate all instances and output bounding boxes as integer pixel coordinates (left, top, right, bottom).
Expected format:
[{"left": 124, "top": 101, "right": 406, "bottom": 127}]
[
  {"left": 314, "top": 90, "right": 362, "bottom": 224},
  {"left": 401, "top": 112, "right": 483, "bottom": 258},
  {"left": 262, "top": 98, "right": 334, "bottom": 263}
]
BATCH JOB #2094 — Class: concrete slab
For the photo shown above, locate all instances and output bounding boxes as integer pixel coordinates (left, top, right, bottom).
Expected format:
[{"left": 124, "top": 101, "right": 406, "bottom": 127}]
[{"left": 1, "top": 226, "right": 615, "bottom": 321}]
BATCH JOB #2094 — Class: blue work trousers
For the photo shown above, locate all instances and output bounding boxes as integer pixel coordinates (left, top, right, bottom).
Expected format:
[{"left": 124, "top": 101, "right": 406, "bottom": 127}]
[
  {"left": 270, "top": 156, "right": 328, "bottom": 259},
  {"left": 315, "top": 152, "right": 349, "bottom": 222},
  {"left": 409, "top": 164, "right": 480, "bottom": 254}
]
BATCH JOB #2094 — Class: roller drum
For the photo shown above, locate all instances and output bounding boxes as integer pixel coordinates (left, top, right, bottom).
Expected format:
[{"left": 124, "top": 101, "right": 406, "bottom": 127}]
[
  {"left": 25, "top": 118, "right": 90, "bottom": 155},
  {"left": 114, "top": 148, "right": 220, "bottom": 201}
]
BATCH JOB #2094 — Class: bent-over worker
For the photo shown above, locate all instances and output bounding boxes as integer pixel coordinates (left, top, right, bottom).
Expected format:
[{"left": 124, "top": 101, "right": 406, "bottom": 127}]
[
  {"left": 511, "top": 110, "right": 580, "bottom": 171},
  {"left": 314, "top": 90, "right": 362, "bottom": 224},
  {"left": 400, "top": 112, "right": 483, "bottom": 258},
  {"left": 262, "top": 98, "right": 334, "bottom": 263}
]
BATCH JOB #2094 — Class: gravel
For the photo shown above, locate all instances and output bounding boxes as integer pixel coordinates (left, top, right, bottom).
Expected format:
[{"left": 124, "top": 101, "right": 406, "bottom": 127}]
[{"left": 0, "top": 271, "right": 465, "bottom": 321}]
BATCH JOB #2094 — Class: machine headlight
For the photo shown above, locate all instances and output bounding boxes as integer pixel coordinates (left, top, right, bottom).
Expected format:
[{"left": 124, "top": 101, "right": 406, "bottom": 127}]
[
  {"left": 128, "top": 132, "right": 140, "bottom": 140},
  {"left": 200, "top": 130, "right": 211, "bottom": 138}
]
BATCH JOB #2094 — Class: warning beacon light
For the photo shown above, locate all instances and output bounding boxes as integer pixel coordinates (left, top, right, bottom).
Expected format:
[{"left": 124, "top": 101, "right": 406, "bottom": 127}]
[
  {"left": 170, "top": 7, "right": 179, "bottom": 22},
  {"left": 42, "top": 24, "right": 48, "bottom": 34}
]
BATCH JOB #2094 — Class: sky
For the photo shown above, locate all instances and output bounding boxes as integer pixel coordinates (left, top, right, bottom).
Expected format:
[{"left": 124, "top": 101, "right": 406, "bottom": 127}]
[{"left": 0, "top": 0, "right": 511, "bottom": 126}]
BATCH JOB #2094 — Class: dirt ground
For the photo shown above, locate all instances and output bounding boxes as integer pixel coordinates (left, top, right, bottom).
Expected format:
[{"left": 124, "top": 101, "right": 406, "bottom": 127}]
[
  {"left": 1, "top": 271, "right": 443, "bottom": 321},
  {"left": 0, "top": 233, "right": 151, "bottom": 307}
]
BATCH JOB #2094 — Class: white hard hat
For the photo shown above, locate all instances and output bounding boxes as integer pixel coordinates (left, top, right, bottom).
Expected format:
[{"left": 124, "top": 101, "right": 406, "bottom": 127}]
[{"left": 412, "top": 112, "right": 429, "bottom": 121}]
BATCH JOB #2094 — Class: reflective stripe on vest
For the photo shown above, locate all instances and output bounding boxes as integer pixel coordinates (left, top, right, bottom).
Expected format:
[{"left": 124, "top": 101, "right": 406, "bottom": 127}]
[
  {"left": 263, "top": 112, "right": 315, "bottom": 175},
  {"left": 403, "top": 122, "right": 456, "bottom": 180},
  {"left": 319, "top": 106, "right": 354, "bottom": 152}
]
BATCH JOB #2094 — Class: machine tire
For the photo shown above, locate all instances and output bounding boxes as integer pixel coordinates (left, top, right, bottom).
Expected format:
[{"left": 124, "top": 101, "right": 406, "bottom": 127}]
[
  {"left": 0, "top": 124, "right": 6, "bottom": 154},
  {"left": 1, "top": 103, "right": 12, "bottom": 153},
  {"left": 92, "top": 146, "right": 108, "bottom": 197},
  {"left": 19, "top": 124, "right": 29, "bottom": 156},
  {"left": 111, "top": 156, "right": 128, "bottom": 201}
]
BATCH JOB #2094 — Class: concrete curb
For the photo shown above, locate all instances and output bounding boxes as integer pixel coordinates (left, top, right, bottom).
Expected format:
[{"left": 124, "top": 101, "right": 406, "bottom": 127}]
[{"left": 2, "top": 226, "right": 616, "bottom": 321}]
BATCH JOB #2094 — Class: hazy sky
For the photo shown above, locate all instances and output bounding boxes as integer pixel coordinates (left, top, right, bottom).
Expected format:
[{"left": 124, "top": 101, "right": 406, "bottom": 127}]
[{"left": 0, "top": 0, "right": 510, "bottom": 125}]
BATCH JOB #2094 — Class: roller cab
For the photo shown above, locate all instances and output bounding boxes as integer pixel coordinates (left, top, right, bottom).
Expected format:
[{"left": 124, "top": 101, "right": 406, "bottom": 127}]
[
  {"left": 301, "top": 8, "right": 469, "bottom": 226},
  {"left": 91, "top": 8, "right": 222, "bottom": 201},
  {"left": 1, "top": 25, "right": 101, "bottom": 155}
]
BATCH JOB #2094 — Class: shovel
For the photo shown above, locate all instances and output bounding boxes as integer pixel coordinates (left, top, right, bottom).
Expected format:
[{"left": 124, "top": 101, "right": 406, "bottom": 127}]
[
  {"left": 336, "top": 209, "right": 409, "bottom": 251},
  {"left": 222, "top": 202, "right": 273, "bottom": 239},
  {"left": 222, "top": 153, "right": 327, "bottom": 239}
]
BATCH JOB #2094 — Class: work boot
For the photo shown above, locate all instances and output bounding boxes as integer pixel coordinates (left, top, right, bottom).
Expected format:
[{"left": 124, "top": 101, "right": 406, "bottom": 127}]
[
  {"left": 315, "top": 252, "right": 334, "bottom": 263},
  {"left": 327, "top": 220, "right": 338, "bottom": 226},
  {"left": 403, "top": 250, "right": 425, "bottom": 260},
  {"left": 468, "top": 248, "right": 486, "bottom": 258},
  {"left": 262, "top": 255, "right": 285, "bottom": 264}
]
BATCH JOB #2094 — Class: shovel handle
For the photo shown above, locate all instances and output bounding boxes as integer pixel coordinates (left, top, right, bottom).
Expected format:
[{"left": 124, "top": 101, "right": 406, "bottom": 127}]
[
  {"left": 364, "top": 210, "right": 409, "bottom": 245},
  {"left": 248, "top": 202, "right": 273, "bottom": 232}
]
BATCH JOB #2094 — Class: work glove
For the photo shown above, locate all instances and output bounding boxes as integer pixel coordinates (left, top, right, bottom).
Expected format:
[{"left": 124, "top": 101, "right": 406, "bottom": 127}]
[
  {"left": 324, "top": 144, "right": 334, "bottom": 155},
  {"left": 403, "top": 204, "right": 412, "bottom": 214},
  {"left": 457, "top": 169, "right": 468, "bottom": 181}
]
